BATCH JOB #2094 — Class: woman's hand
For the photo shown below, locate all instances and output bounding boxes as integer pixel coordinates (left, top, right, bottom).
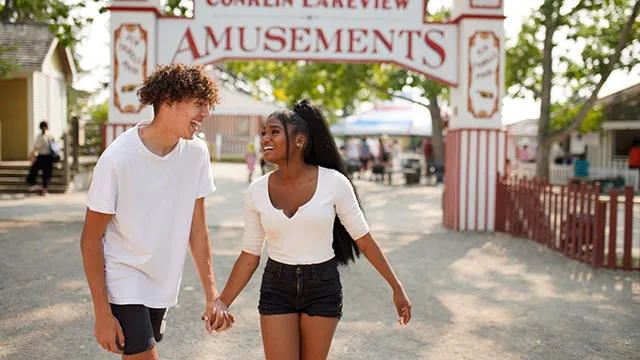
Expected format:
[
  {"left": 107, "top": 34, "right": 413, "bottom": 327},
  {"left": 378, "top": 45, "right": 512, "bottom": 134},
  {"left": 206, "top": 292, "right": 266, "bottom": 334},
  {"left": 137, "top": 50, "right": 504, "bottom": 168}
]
[{"left": 393, "top": 287, "right": 412, "bottom": 325}]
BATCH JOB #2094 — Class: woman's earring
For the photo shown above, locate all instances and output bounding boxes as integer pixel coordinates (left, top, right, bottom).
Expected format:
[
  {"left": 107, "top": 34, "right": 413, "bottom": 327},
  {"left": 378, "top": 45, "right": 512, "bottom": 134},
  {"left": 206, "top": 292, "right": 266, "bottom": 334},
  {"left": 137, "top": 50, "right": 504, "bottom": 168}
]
[{"left": 298, "top": 142, "right": 304, "bottom": 148}]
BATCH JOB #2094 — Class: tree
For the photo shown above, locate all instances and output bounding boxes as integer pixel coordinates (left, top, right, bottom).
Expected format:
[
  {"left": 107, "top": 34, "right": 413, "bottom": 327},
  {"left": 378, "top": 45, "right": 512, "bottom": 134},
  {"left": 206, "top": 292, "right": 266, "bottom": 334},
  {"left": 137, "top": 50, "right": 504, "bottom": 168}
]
[
  {"left": 507, "top": 0, "right": 640, "bottom": 178},
  {"left": 366, "top": 64, "right": 448, "bottom": 164},
  {"left": 0, "top": 0, "right": 102, "bottom": 80},
  {"left": 220, "top": 61, "right": 376, "bottom": 122},
  {"left": 0, "top": 46, "right": 19, "bottom": 78}
]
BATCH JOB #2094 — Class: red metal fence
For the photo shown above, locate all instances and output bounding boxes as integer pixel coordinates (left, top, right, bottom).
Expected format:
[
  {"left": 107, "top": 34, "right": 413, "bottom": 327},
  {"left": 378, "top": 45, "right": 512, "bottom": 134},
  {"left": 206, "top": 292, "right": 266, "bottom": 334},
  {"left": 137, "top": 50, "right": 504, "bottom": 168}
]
[{"left": 495, "top": 174, "right": 640, "bottom": 271}]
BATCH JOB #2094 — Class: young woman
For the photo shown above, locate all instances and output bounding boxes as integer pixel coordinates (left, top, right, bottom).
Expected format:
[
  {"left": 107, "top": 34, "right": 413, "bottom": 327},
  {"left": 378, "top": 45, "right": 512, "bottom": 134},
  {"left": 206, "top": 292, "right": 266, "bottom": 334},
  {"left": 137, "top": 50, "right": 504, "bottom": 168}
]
[
  {"left": 219, "top": 99, "right": 411, "bottom": 360},
  {"left": 27, "top": 121, "right": 55, "bottom": 196}
]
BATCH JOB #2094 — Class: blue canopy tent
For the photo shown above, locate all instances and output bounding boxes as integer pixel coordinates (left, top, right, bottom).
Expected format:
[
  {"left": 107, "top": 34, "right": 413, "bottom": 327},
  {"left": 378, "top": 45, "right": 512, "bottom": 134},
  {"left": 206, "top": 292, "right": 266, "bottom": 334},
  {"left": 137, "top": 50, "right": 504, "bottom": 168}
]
[{"left": 330, "top": 105, "right": 432, "bottom": 137}]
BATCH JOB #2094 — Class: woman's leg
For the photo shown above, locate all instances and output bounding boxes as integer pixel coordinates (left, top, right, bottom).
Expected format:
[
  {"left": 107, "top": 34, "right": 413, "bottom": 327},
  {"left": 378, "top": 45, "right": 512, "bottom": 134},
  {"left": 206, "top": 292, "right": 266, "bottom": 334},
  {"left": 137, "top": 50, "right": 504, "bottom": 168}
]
[
  {"left": 299, "top": 314, "right": 339, "bottom": 360},
  {"left": 260, "top": 314, "right": 301, "bottom": 360},
  {"left": 42, "top": 155, "right": 53, "bottom": 190},
  {"left": 26, "top": 157, "right": 41, "bottom": 187}
]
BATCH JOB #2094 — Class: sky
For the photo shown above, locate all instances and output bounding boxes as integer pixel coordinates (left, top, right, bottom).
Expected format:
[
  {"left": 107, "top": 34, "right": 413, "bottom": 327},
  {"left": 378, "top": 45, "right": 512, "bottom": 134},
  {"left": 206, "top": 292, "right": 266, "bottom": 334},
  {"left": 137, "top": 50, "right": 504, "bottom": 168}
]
[{"left": 73, "top": 0, "right": 640, "bottom": 124}]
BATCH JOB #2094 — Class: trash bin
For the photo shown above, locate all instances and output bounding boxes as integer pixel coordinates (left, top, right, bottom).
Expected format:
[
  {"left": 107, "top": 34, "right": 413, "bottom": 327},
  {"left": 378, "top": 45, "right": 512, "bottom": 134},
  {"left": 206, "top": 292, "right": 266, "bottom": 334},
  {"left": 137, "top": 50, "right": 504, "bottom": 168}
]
[{"left": 402, "top": 158, "right": 421, "bottom": 185}]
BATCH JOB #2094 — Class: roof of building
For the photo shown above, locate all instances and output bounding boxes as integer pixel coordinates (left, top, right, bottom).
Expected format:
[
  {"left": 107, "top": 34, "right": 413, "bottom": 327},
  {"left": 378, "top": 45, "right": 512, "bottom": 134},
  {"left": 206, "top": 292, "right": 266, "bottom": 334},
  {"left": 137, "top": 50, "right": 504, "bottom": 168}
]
[
  {"left": 0, "top": 22, "right": 76, "bottom": 82},
  {"left": 596, "top": 83, "right": 640, "bottom": 106}
]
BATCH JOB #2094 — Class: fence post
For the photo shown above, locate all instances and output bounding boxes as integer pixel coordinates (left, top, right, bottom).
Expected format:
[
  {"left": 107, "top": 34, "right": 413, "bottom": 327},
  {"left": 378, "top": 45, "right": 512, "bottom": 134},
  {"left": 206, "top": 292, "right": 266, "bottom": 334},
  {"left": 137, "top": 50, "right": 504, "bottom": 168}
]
[
  {"left": 495, "top": 172, "right": 503, "bottom": 232},
  {"left": 62, "top": 132, "right": 70, "bottom": 188},
  {"left": 592, "top": 183, "right": 603, "bottom": 268},
  {"left": 584, "top": 185, "right": 593, "bottom": 263},
  {"left": 623, "top": 186, "right": 633, "bottom": 270},
  {"left": 608, "top": 189, "right": 619, "bottom": 269},
  {"left": 577, "top": 182, "right": 586, "bottom": 261},
  {"left": 564, "top": 183, "right": 573, "bottom": 256}
]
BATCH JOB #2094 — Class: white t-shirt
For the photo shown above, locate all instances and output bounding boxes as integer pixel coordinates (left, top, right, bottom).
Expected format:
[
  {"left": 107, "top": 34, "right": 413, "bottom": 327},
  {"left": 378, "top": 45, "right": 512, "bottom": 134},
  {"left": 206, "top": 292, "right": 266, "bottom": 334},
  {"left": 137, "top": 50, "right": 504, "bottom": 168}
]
[
  {"left": 242, "top": 166, "right": 369, "bottom": 265},
  {"left": 34, "top": 133, "right": 52, "bottom": 155},
  {"left": 87, "top": 121, "right": 216, "bottom": 308}
]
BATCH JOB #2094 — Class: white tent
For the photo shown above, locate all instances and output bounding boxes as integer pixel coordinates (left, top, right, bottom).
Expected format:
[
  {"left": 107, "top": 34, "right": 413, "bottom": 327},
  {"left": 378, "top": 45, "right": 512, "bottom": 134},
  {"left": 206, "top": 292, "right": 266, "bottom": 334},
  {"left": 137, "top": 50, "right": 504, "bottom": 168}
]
[{"left": 330, "top": 104, "right": 432, "bottom": 137}]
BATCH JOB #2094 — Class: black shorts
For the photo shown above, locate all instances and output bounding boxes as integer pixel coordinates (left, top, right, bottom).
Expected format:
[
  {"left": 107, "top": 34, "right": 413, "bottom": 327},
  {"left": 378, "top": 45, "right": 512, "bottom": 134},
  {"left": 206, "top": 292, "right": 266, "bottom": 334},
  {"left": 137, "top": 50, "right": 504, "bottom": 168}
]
[
  {"left": 110, "top": 304, "right": 168, "bottom": 355},
  {"left": 258, "top": 257, "right": 343, "bottom": 319}
]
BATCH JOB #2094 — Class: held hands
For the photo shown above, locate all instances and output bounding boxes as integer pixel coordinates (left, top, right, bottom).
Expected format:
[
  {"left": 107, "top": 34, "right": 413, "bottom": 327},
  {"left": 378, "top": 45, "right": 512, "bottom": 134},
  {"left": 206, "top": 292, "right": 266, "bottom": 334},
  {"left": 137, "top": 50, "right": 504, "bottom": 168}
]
[
  {"left": 201, "top": 298, "right": 235, "bottom": 334},
  {"left": 393, "top": 288, "right": 412, "bottom": 326}
]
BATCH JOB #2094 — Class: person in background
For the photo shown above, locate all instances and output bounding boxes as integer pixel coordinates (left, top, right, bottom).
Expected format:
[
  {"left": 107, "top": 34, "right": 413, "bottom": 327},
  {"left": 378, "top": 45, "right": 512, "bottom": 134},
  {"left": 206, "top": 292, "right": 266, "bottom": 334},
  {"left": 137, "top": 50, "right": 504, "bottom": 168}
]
[
  {"left": 574, "top": 153, "right": 589, "bottom": 178},
  {"left": 26, "top": 121, "right": 55, "bottom": 196},
  {"left": 359, "top": 137, "right": 372, "bottom": 179},
  {"left": 422, "top": 137, "right": 433, "bottom": 166},
  {"left": 628, "top": 141, "right": 640, "bottom": 169},
  {"left": 246, "top": 142, "right": 257, "bottom": 183}
]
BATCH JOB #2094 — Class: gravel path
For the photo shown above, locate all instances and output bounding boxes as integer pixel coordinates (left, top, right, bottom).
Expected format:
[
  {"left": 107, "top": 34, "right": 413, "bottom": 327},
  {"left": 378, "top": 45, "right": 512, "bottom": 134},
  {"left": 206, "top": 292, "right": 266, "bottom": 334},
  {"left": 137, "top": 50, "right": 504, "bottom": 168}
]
[{"left": 1, "top": 163, "right": 638, "bottom": 359}]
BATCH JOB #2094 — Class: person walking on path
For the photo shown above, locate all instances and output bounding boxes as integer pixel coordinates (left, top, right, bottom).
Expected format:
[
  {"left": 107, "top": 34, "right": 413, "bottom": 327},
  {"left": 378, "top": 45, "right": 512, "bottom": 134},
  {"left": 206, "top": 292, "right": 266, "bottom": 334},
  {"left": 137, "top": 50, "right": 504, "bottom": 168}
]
[
  {"left": 26, "top": 121, "right": 56, "bottom": 196},
  {"left": 246, "top": 142, "right": 257, "bottom": 183},
  {"left": 80, "top": 63, "right": 234, "bottom": 359},
  {"left": 218, "top": 99, "right": 412, "bottom": 360}
]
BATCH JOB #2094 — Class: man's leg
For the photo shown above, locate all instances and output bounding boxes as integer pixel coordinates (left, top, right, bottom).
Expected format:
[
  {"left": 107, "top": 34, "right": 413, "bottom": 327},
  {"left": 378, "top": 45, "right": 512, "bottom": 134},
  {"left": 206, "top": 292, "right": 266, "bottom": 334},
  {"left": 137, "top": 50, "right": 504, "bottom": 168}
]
[
  {"left": 123, "top": 347, "right": 159, "bottom": 360},
  {"left": 111, "top": 305, "right": 165, "bottom": 359}
]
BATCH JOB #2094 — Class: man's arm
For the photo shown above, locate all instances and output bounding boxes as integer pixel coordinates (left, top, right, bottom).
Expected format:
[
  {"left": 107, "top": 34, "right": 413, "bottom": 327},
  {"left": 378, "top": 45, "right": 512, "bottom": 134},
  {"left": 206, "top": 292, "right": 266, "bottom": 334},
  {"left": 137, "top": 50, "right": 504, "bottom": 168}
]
[
  {"left": 189, "top": 197, "right": 233, "bottom": 333},
  {"left": 80, "top": 208, "right": 124, "bottom": 354}
]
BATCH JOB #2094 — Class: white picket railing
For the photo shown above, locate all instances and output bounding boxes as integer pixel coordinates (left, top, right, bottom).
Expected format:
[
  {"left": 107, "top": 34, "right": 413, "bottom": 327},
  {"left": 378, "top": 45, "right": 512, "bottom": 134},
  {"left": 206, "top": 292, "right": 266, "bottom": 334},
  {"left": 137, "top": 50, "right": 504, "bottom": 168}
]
[{"left": 511, "top": 162, "right": 640, "bottom": 191}]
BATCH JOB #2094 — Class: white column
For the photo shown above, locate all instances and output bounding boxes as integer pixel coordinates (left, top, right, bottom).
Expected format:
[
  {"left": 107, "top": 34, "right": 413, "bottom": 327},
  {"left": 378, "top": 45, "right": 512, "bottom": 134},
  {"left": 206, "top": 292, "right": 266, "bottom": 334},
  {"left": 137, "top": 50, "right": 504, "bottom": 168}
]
[{"left": 445, "top": 0, "right": 506, "bottom": 231}]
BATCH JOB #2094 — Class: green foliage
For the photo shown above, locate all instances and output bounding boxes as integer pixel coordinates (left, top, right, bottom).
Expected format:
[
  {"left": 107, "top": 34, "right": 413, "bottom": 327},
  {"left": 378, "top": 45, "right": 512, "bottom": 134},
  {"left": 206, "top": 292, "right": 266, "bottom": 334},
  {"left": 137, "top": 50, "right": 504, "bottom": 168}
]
[
  {"left": 507, "top": 0, "right": 640, "bottom": 100},
  {"left": 0, "top": 46, "right": 19, "bottom": 78},
  {"left": 0, "top": 0, "right": 102, "bottom": 48},
  {"left": 549, "top": 103, "right": 604, "bottom": 133}
]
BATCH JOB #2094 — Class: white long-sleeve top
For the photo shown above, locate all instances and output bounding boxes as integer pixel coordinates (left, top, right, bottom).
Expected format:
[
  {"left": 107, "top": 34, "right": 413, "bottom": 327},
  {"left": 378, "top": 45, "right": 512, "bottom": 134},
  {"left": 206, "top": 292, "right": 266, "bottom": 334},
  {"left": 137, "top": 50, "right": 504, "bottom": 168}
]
[{"left": 242, "top": 166, "right": 370, "bottom": 265}]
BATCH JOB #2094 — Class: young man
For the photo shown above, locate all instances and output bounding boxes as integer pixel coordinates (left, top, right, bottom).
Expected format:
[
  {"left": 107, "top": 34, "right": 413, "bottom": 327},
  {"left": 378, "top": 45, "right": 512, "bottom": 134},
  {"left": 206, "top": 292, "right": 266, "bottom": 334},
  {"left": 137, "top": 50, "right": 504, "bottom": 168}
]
[{"left": 81, "top": 63, "right": 233, "bottom": 359}]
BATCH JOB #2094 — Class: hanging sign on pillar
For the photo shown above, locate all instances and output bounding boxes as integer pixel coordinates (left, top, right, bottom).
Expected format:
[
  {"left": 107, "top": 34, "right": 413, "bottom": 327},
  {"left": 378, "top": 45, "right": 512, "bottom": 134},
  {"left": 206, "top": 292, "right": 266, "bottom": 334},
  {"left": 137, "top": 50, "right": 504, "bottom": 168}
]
[
  {"left": 113, "top": 24, "right": 149, "bottom": 114},
  {"left": 468, "top": 31, "right": 500, "bottom": 119}
]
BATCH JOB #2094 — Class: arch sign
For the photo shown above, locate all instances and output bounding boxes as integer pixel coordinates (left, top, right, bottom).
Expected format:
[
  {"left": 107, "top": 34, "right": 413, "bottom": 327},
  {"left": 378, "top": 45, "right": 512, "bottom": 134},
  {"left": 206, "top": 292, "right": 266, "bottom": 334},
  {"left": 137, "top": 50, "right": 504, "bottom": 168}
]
[{"left": 108, "top": 0, "right": 507, "bottom": 232}]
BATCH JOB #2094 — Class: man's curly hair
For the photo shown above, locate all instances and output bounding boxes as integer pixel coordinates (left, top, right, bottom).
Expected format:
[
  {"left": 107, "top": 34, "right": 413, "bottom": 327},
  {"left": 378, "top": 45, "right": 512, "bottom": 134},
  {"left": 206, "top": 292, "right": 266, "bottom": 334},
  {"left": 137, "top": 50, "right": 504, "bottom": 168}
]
[{"left": 137, "top": 63, "right": 220, "bottom": 113}]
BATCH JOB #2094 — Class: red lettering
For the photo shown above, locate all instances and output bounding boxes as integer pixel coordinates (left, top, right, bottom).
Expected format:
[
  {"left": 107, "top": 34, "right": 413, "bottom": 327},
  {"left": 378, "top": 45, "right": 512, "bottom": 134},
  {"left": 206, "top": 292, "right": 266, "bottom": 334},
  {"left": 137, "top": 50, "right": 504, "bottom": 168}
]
[
  {"left": 348, "top": 0, "right": 356, "bottom": 8},
  {"left": 304, "top": 0, "right": 313, "bottom": 7},
  {"left": 348, "top": 29, "right": 368, "bottom": 53},
  {"left": 264, "top": 27, "right": 286, "bottom": 52},
  {"left": 316, "top": 28, "right": 343, "bottom": 53},
  {"left": 206, "top": 0, "right": 218, "bottom": 5},
  {"left": 399, "top": 30, "right": 420, "bottom": 60},
  {"left": 291, "top": 28, "right": 311, "bottom": 52},
  {"left": 249, "top": 0, "right": 259, "bottom": 5},
  {"left": 172, "top": 27, "right": 201, "bottom": 62},
  {"left": 238, "top": 27, "right": 261, "bottom": 52},
  {"left": 423, "top": 29, "right": 446, "bottom": 68},
  {"left": 332, "top": 0, "right": 343, "bottom": 7},
  {"left": 204, "top": 27, "right": 232, "bottom": 55},
  {"left": 395, "top": 0, "right": 408, "bottom": 9},
  {"left": 318, "top": 0, "right": 329, "bottom": 6},
  {"left": 372, "top": 30, "right": 394, "bottom": 54},
  {"left": 382, "top": 0, "right": 390, "bottom": 9},
  {"left": 361, "top": 0, "right": 370, "bottom": 8}
]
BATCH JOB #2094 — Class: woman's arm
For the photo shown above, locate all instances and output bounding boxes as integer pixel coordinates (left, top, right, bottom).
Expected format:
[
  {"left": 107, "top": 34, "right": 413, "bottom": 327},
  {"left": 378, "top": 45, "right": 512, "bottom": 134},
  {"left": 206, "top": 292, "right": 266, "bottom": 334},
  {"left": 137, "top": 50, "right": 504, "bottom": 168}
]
[
  {"left": 355, "top": 233, "right": 412, "bottom": 325},
  {"left": 219, "top": 251, "right": 261, "bottom": 307}
]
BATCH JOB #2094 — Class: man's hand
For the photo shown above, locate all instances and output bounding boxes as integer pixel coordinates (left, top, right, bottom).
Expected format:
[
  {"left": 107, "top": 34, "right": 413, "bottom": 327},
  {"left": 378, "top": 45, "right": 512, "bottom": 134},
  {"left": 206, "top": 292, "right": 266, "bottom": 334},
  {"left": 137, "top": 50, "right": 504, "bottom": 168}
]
[
  {"left": 201, "top": 298, "right": 235, "bottom": 334},
  {"left": 95, "top": 311, "right": 125, "bottom": 354}
]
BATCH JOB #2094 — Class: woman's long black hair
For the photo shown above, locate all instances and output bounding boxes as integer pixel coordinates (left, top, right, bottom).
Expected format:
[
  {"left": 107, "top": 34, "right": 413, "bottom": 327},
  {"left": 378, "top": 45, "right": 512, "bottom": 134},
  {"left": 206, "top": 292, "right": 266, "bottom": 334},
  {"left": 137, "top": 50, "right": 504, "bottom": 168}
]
[{"left": 268, "top": 99, "right": 362, "bottom": 265}]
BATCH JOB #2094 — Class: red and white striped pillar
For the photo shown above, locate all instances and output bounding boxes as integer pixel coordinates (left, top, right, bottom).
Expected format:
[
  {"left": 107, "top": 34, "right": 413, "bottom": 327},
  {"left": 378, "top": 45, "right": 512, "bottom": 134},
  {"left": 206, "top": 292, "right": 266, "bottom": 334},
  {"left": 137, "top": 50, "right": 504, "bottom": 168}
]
[{"left": 444, "top": 1, "right": 506, "bottom": 232}]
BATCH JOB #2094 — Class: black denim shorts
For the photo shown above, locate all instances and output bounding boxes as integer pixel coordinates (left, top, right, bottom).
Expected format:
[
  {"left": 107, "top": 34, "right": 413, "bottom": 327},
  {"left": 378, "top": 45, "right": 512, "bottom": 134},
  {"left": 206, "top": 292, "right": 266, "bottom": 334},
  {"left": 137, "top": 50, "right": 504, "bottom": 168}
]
[{"left": 258, "top": 257, "right": 343, "bottom": 319}]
